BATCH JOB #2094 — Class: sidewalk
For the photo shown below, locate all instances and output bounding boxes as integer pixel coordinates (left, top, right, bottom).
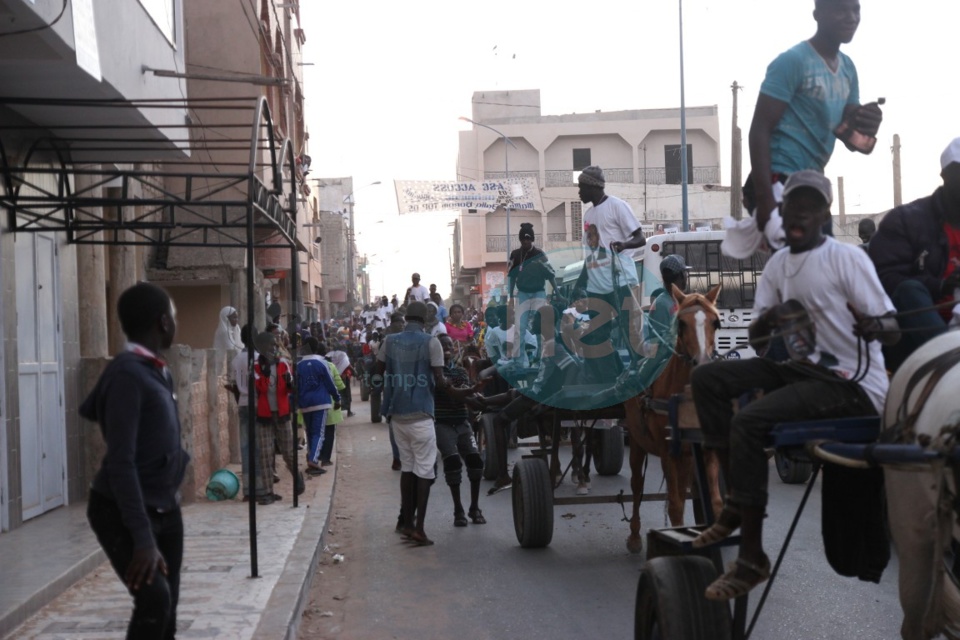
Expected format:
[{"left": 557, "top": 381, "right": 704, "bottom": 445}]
[{"left": 0, "top": 438, "right": 341, "bottom": 640}]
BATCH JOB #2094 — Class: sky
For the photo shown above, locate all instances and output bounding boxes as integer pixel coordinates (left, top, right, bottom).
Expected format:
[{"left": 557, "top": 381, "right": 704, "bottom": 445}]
[{"left": 299, "top": 0, "right": 960, "bottom": 302}]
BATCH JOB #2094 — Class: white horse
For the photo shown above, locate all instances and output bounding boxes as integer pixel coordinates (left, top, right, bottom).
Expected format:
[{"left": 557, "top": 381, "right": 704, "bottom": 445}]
[{"left": 883, "top": 330, "right": 960, "bottom": 640}]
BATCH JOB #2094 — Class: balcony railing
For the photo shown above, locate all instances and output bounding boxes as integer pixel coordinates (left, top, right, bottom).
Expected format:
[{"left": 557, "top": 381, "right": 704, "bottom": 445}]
[
  {"left": 482, "top": 171, "right": 541, "bottom": 182},
  {"left": 486, "top": 233, "right": 575, "bottom": 253},
  {"left": 641, "top": 166, "right": 720, "bottom": 185}
]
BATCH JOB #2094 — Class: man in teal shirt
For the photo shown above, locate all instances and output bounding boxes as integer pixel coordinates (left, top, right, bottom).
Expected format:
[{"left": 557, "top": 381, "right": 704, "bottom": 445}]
[{"left": 747, "top": 0, "right": 883, "bottom": 237}]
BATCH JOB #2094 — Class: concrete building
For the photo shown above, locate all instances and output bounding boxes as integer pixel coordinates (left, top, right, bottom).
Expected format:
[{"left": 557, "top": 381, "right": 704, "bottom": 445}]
[
  {"left": 0, "top": 0, "right": 190, "bottom": 535},
  {"left": 453, "top": 89, "right": 728, "bottom": 308}
]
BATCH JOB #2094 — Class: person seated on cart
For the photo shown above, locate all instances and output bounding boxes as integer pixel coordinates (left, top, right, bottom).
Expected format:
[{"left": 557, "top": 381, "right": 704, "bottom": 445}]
[
  {"left": 434, "top": 334, "right": 488, "bottom": 527},
  {"left": 483, "top": 301, "right": 582, "bottom": 494},
  {"left": 688, "top": 171, "right": 900, "bottom": 600},
  {"left": 868, "top": 137, "right": 960, "bottom": 372}
]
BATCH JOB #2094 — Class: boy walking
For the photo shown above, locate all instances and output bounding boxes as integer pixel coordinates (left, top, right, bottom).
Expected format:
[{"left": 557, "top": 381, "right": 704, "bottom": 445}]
[{"left": 297, "top": 337, "right": 341, "bottom": 476}]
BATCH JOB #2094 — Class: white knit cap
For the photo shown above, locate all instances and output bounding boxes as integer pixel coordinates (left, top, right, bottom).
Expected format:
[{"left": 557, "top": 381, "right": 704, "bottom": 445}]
[{"left": 941, "top": 138, "right": 960, "bottom": 170}]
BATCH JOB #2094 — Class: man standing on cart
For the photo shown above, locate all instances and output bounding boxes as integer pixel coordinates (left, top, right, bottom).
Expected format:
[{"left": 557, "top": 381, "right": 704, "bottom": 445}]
[{"left": 689, "top": 171, "right": 899, "bottom": 600}]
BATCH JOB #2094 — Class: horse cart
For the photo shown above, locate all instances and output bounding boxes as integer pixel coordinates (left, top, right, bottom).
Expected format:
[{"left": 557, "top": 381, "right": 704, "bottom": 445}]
[{"left": 634, "top": 330, "right": 960, "bottom": 640}]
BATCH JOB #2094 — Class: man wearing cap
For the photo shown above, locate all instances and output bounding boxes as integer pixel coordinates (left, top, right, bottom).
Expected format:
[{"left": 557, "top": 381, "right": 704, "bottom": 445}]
[
  {"left": 573, "top": 165, "right": 646, "bottom": 382},
  {"left": 507, "top": 222, "right": 558, "bottom": 361},
  {"left": 377, "top": 301, "right": 478, "bottom": 545},
  {"left": 405, "top": 273, "right": 429, "bottom": 306},
  {"left": 736, "top": 0, "right": 882, "bottom": 256},
  {"left": 689, "top": 170, "right": 899, "bottom": 601},
  {"left": 869, "top": 138, "right": 960, "bottom": 371}
]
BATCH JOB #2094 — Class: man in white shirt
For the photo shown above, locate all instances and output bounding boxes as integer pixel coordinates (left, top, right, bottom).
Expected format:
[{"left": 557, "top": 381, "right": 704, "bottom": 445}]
[
  {"left": 405, "top": 273, "right": 429, "bottom": 305},
  {"left": 688, "top": 171, "right": 900, "bottom": 601},
  {"left": 573, "top": 166, "right": 646, "bottom": 384}
]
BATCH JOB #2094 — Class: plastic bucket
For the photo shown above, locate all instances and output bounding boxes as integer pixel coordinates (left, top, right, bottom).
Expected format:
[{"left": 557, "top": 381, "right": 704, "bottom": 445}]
[{"left": 206, "top": 468, "right": 240, "bottom": 501}]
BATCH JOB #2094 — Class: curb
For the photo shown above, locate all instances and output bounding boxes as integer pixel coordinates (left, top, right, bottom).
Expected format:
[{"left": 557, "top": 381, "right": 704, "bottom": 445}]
[{"left": 252, "top": 460, "right": 338, "bottom": 640}]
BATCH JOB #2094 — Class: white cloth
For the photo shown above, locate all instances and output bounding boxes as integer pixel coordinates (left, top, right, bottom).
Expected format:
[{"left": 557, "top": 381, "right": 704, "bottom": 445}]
[
  {"left": 406, "top": 284, "right": 429, "bottom": 303},
  {"left": 754, "top": 236, "right": 894, "bottom": 412},
  {"left": 213, "top": 306, "right": 243, "bottom": 351},
  {"left": 721, "top": 181, "right": 786, "bottom": 259},
  {"left": 327, "top": 349, "right": 351, "bottom": 374},
  {"left": 427, "top": 322, "right": 447, "bottom": 337},
  {"left": 484, "top": 326, "right": 508, "bottom": 362},
  {"left": 582, "top": 195, "right": 640, "bottom": 289},
  {"left": 229, "top": 348, "right": 256, "bottom": 407}
]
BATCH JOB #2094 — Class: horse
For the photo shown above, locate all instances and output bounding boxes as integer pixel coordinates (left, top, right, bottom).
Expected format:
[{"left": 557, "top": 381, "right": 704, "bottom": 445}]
[
  {"left": 879, "top": 329, "right": 960, "bottom": 639},
  {"left": 623, "top": 284, "right": 725, "bottom": 554}
]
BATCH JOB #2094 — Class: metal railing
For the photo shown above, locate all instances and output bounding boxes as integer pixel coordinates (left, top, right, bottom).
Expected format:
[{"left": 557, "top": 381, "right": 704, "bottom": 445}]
[{"left": 482, "top": 171, "right": 540, "bottom": 182}]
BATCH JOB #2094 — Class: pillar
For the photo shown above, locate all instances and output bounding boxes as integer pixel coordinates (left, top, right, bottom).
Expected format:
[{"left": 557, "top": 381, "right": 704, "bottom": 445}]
[{"left": 75, "top": 169, "right": 108, "bottom": 358}]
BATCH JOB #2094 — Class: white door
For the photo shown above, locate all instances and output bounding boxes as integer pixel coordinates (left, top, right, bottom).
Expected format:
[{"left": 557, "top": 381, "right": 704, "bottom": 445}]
[{"left": 16, "top": 231, "right": 66, "bottom": 521}]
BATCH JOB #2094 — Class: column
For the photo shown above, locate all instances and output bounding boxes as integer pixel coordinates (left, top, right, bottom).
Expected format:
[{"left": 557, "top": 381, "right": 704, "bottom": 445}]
[{"left": 75, "top": 168, "right": 108, "bottom": 358}]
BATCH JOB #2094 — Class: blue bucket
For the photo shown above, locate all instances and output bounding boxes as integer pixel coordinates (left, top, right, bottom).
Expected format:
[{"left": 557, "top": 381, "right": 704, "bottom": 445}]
[{"left": 206, "top": 468, "right": 240, "bottom": 501}]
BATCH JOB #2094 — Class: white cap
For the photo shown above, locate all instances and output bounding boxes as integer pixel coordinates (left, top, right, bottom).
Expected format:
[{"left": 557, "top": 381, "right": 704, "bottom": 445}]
[{"left": 941, "top": 138, "right": 960, "bottom": 171}]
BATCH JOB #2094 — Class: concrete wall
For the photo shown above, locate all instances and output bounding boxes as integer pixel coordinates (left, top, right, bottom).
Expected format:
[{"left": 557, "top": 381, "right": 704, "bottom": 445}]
[
  {"left": 544, "top": 133, "right": 634, "bottom": 171},
  {"left": 165, "top": 284, "right": 228, "bottom": 350}
]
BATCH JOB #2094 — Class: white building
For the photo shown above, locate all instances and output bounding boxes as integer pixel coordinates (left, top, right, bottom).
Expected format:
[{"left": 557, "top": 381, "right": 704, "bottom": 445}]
[{"left": 452, "top": 89, "right": 728, "bottom": 307}]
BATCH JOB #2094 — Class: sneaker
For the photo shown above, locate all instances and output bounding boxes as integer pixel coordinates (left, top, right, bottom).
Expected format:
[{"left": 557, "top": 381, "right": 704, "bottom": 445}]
[{"left": 257, "top": 495, "right": 276, "bottom": 505}]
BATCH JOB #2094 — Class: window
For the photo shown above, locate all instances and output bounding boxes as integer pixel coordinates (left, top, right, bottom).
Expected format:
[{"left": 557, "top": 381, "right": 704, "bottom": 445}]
[
  {"left": 571, "top": 201, "right": 583, "bottom": 241},
  {"left": 664, "top": 144, "right": 693, "bottom": 185},
  {"left": 573, "top": 149, "right": 591, "bottom": 171}
]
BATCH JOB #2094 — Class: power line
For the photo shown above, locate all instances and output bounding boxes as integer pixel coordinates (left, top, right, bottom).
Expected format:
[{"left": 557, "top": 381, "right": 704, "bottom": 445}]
[{"left": 0, "top": 0, "right": 67, "bottom": 39}]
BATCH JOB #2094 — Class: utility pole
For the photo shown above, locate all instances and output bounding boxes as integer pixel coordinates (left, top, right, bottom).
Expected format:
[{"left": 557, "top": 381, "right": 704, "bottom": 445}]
[
  {"left": 892, "top": 134, "right": 903, "bottom": 207},
  {"left": 730, "top": 81, "right": 743, "bottom": 219},
  {"left": 837, "top": 176, "right": 846, "bottom": 228}
]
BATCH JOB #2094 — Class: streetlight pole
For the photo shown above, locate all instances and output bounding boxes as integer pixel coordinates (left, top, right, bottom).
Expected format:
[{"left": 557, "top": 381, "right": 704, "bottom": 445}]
[
  {"left": 343, "top": 180, "right": 381, "bottom": 310},
  {"left": 679, "top": 0, "right": 690, "bottom": 231},
  {"left": 460, "top": 116, "right": 517, "bottom": 262}
]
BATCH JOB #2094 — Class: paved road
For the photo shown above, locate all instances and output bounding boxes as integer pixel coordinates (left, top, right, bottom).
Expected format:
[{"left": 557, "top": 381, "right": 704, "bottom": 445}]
[{"left": 300, "top": 401, "right": 905, "bottom": 640}]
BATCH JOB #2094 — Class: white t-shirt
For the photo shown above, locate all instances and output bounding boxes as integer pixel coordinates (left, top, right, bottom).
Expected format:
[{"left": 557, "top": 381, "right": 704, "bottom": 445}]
[
  {"left": 754, "top": 237, "right": 895, "bottom": 412},
  {"left": 428, "top": 322, "right": 447, "bottom": 338},
  {"left": 582, "top": 195, "right": 640, "bottom": 290},
  {"left": 406, "top": 284, "right": 429, "bottom": 303},
  {"left": 376, "top": 306, "right": 392, "bottom": 328}
]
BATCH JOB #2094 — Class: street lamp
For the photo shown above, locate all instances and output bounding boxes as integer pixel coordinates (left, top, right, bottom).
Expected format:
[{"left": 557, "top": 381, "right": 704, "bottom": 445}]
[
  {"left": 459, "top": 116, "right": 517, "bottom": 261},
  {"left": 342, "top": 181, "right": 381, "bottom": 308},
  {"left": 679, "top": 0, "right": 690, "bottom": 231}
]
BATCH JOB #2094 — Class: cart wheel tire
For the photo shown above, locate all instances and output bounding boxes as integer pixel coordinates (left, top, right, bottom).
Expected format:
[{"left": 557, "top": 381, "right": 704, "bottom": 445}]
[
  {"left": 370, "top": 390, "right": 382, "bottom": 423},
  {"left": 360, "top": 381, "right": 370, "bottom": 402},
  {"left": 635, "top": 556, "right": 732, "bottom": 640},
  {"left": 481, "top": 415, "right": 499, "bottom": 481},
  {"left": 593, "top": 424, "right": 625, "bottom": 476},
  {"left": 512, "top": 457, "right": 553, "bottom": 548},
  {"left": 775, "top": 450, "right": 813, "bottom": 484}
]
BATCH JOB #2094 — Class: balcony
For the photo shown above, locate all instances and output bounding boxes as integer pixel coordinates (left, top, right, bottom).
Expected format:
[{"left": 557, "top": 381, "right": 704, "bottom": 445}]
[
  {"left": 486, "top": 233, "right": 571, "bottom": 253},
  {"left": 641, "top": 166, "right": 720, "bottom": 185},
  {"left": 544, "top": 168, "right": 632, "bottom": 187}
]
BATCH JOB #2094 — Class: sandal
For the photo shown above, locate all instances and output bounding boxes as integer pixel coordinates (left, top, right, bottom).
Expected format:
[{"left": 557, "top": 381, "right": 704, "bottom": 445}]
[
  {"left": 704, "top": 555, "right": 770, "bottom": 601},
  {"left": 468, "top": 508, "right": 486, "bottom": 525},
  {"left": 406, "top": 530, "right": 435, "bottom": 546},
  {"left": 454, "top": 512, "right": 469, "bottom": 527},
  {"left": 692, "top": 502, "right": 741, "bottom": 549}
]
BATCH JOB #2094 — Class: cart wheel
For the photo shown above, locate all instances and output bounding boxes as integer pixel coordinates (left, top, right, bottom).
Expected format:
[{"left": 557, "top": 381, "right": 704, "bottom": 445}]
[
  {"left": 360, "top": 380, "right": 370, "bottom": 402},
  {"left": 635, "top": 556, "right": 732, "bottom": 640},
  {"left": 775, "top": 450, "right": 813, "bottom": 484},
  {"left": 593, "top": 423, "right": 625, "bottom": 476},
  {"left": 512, "top": 457, "right": 554, "bottom": 548},
  {"left": 481, "top": 415, "right": 498, "bottom": 481},
  {"left": 370, "top": 389, "right": 382, "bottom": 423}
]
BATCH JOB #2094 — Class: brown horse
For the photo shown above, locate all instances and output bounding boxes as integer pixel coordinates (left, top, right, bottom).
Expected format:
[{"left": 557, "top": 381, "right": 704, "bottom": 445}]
[{"left": 624, "top": 284, "right": 724, "bottom": 554}]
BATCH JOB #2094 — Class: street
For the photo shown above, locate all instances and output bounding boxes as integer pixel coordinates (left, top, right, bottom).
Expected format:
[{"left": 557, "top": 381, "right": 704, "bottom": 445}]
[{"left": 299, "top": 399, "right": 904, "bottom": 640}]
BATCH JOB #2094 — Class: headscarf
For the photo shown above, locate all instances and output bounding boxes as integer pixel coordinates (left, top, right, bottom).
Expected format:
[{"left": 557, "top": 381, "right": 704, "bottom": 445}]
[{"left": 213, "top": 306, "right": 243, "bottom": 351}]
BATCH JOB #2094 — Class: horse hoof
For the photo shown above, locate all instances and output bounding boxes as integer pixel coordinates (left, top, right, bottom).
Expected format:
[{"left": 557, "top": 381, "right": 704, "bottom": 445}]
[{"left": 626, "top": 536, "right": 644, "bottom": 554}]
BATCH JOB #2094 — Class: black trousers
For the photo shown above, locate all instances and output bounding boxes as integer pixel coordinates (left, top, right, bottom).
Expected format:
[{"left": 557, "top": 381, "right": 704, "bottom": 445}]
[
  {"left": 341, "top": 373, "right": 353, "bottom": 412},
  {"left": 692, "top": 359, "right": 875, "bottom": 508},
  {"left": 87, "top": 490, "right": 183, "bottom": 640}
]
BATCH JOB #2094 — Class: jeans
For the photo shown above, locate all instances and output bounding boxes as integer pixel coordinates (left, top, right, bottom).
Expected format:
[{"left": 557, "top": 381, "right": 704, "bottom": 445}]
[
  {"left": 692, "top": 358, "right": 876, "bottom": 508},
  {"left": 87, "top": 490, "right": 183, "bottom": 640},
  {"left": 304, "top": 410, "right": 327, "bottom": 465},
  {"left": 884, "top": 279, "right": 948, "bottom": 372},
  {"left": 513, "top": 290, "right": 546, "bottom": 358}
]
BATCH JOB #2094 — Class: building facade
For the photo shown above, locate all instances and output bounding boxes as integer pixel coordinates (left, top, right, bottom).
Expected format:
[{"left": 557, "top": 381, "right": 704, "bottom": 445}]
[{"left": 453, "top": 89, "right": 728, "bottom": 308}]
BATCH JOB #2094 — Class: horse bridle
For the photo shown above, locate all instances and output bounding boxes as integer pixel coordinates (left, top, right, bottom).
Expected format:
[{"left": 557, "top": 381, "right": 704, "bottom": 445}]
[{"left": 674, "top": 302, "right": 722, "bottom": 364}]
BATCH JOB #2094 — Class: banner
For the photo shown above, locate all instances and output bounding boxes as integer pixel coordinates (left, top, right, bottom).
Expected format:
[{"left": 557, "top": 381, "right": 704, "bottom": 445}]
[{"left": 394, "top": 178, "right": 543, "bottom": 214}]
